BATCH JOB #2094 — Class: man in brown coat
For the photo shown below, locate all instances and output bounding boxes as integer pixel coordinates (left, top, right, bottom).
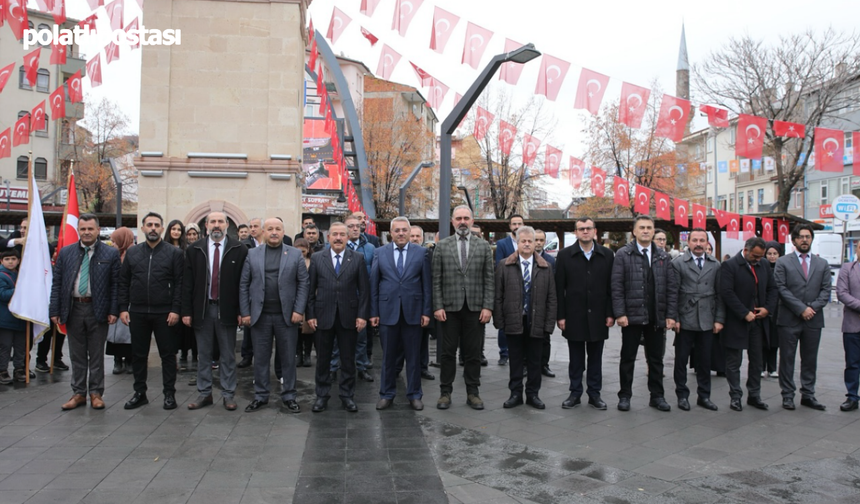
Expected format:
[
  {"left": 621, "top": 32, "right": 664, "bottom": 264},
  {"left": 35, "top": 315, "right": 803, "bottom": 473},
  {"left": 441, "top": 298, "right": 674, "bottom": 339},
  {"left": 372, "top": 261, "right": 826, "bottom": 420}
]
[{"left": 493, "top": 226, "right": 557, "bottom": 410}]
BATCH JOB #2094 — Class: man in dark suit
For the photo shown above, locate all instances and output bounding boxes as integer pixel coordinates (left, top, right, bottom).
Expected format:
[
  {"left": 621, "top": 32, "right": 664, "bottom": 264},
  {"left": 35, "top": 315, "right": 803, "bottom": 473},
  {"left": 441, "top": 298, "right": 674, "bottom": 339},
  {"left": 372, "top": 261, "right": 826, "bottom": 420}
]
[
  {"left": 240, "top": 218, "right": 308, "bottom": 413},
  {"left": 353, "top": 211, "right": 380, "bottom": 247},
  {"left": 774, "top": 224, "right": 832, "bottom": 411},
  {"left": 307, "top": 221, "right": 369, "bottom": 413},
  {"left": 433, "top": 205, "right": 495, "bottom": 410},
  {"left": 533, "top": 229, "right": 557, "bottom": 378},
  {"left": 556, "top": 217, "right": 614, "bottom": 410},
  {"left": 720, "top": 237, "right": 778, "bottom": 411},
  {"left": 371, "top": 217, "right": 431, "bottom": 411},
  {"left": 409, "top": 225, "right": 434, "bottom": 380},
  {"left": 493, "top": 214, "right": 524, "bottom": 366},
  {"left": 50, "top": 214, "right": 121, "bottom": 411}
]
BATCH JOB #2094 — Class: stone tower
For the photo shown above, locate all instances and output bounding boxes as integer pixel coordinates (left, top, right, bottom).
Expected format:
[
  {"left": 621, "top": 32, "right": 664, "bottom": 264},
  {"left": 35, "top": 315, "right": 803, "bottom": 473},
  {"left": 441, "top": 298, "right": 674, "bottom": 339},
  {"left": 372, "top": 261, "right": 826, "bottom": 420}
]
[{"left": 676, "top": 23, "right": 692, "bottom": 136}]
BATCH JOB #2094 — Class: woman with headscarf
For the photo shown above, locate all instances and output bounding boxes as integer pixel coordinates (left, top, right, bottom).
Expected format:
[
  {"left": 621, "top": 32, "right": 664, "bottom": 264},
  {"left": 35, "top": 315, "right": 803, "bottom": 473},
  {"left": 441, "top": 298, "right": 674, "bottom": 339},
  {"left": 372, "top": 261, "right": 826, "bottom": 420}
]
[
  {"left": 107, "top": 227, "right": 135, "bottom": 374},
  {"left": 762, "top": 241, "right": 782, "bottom": 378},
  {"left": 164, "top": 219, "right": 187, "bottom": 249},
  {"left": 185, "top": 223, "right": 201, "bottom": 244}
]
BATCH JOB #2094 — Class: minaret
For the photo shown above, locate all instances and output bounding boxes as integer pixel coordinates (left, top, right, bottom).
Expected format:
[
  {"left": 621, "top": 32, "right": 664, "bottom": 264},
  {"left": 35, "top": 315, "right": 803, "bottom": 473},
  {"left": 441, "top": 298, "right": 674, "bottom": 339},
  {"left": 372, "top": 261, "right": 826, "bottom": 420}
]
[{"left": 676, "top": 23, "right": 692, "bottom": 136}]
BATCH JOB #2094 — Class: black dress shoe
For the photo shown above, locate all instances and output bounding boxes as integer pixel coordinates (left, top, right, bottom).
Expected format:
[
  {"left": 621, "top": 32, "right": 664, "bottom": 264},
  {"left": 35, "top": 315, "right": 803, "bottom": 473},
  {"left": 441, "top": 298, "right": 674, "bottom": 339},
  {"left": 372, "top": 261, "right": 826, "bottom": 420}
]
[
  {"left": 312, "top": 397, "right": 328, "bottom": 413},
  {"left": 730, "top": 398, "right": 743, "bottom": 411},
  {"left": 409, "top": 398, "right": 424, "bottom": 411},
  {"left": 124, "top": 392, "right": 149, "bottom": 410},
  {"left": 376, "top": 398, "right": 392, "bottom": 410},
  {"left": 245, "top": 399, "right": 269, "bottom": 412},
  {"left": 562, "top": 395, "right": 581, "bottom": 409},
  {"left": 480, "top": 356, "right": 488, "bottom": 366},
  {"left": 237, "top": 357, "right": 252, "bottom": 368},
  {"left": 503, "top": 394, "right": 523, "bottom": 409},
  {"left": 588, "top": 397, "right": 607, "bottom": 410},
  {"left": 618, "top": 397, "right": 631, "bottom": 411},
  {"left": 302, "top": 353, "right": 312, "bottom": 367},
  {"left": 697, "top": 398, "right": 718, "bottom": 411},
  {"left": 678, "top": 398, "right": 691, "bottom": 411},
  {"left": 526, "top": 396, "right": 546, "bottom": 410},
  {"left": 497, "top": 356, "right": 507, "bottom": 366},
  {"left": 358, "top": 370, "right": 374, "bottom": 382},
  {"left": 53, "top": 361, "right": 69, "bottom": 371},
  {"left": 649, "top": 398, "right": 671, "bottom": 412},
  {"left": 801, "top": 397, "right": 826, "bottom": 411},
  {"left": 747, "top": 397, "right": 769, "bottom": 410},
  {"left": 283, "top": 400, "right": 300, "bottom": 413},
  {"left": 342, "top": 398, "right": 358, "bottom": 412},
  {"left": 163, "top": 394, "right": 177, "bottom": 410},
  {"left": 421, "top": 370, "right": 436, "bottom": 380},
  {"left": 840, "top": 400, "right": 859, "bottom": 411},
  {"left": 541, "top": 365, "right": 556, "bottom": 378},
  {"left": 783, "top": 397, "right": 796, "bottom": 410}
]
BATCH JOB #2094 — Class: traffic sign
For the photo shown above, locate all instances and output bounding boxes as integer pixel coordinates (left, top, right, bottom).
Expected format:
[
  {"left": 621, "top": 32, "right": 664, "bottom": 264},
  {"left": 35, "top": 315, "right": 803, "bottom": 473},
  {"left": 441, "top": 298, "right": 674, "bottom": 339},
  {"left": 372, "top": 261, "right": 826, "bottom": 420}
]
[{"left": 832, "top": 194, "right": 860, "bottom": 222}]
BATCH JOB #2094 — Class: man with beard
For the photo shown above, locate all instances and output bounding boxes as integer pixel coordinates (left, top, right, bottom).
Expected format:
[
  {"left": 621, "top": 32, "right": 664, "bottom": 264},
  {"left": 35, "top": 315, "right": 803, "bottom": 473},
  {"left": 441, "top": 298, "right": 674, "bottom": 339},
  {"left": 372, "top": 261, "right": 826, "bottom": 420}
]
[
  {"left": 774, "top": 224, "right": 831, "bottom": 411},
  {"left": 183, "top": 212, "right": 248, "bottom": 411},
  {"left": 433, "top": 205, "right": 495, "bottom": 410},
  {"left": 119, "top": 212, "right": 185, "bottom": 410},
  {"left": 303, "top": 224, "right": 325, "bottom": 253}
]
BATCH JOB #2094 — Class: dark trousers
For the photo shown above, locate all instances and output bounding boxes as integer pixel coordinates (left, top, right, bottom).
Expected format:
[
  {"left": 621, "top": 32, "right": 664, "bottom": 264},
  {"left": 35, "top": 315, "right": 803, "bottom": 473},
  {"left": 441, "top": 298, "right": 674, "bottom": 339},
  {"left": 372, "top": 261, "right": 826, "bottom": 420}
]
[
  {"left": 299, "top": 332, "right": 314, "bottom": 356},
  {"left": 0, "top": 329, "right": 25, "bottom": 371},
  {"left": 724, "top": 321, "right": 764, "bottom": 400},
  {"left": 66, "top": 301, "right": 109, "bottom": 396},
  {"left": 440, "top": 307, "right": 483, "bottom": 396},
  {"left": 380, "top": 320, "right": 423, "bottom": 400},
  {"left": 844, "top": 332, "right": 860, "bottom": 402},
  {"left": 37, "top": 321, "right": 65, "bottom": 364},
  {"left": 129, "top": 312, "right": 177, "bottom": 395},
  {"left": 763, "top": 346, "right": 778, "bottom": 374},
  {"left": 315, "top": 311, "right": 357, "bottom": 399},
  {"left": 253, "top": 313, "right": 298, "bottom": 402},
  {"left": 241, "top": 326, "right": 253, "bottom": 359},
  {"left": 507, "top": 318, "right": 542, "bottom": 397},
  {"left": 497, "top": 328, "right": 508, "bottom": 358},
  {"left": 674, "top": 329, "right": 713, "bottom": 400},
  {"left": 541, "top": 333, "right": 551, "bottom": 369},
  {"left": 567, "top": 339, "right": 604, "bottom": 400},
  {"left": 618, "top": 324, "right": 665, "bottom": 400},
  {"left": 778, "top": 324, "right": 822, "bottom": 399}
]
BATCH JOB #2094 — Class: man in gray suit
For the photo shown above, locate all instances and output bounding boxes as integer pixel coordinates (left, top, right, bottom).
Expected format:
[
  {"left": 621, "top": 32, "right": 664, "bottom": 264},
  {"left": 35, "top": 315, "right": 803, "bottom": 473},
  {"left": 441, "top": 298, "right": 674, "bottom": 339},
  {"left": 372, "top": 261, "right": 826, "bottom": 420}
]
[
  {"left": 433, "top": 205, "right": 495, "bottom": 410},
  {"left": 240, "top": 218, "right": 308, "bottom": 413},
  {"left": 774, "top": 224, "right": 832, "bottom": 411}
]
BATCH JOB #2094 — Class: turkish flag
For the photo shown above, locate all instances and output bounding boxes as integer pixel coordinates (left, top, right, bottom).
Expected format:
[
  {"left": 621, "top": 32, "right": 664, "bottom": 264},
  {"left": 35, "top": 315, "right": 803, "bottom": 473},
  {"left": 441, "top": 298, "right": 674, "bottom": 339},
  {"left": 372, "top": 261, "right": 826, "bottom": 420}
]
[
  {"left": 0, "top": 128, "right": 10, "bottom": 159},
  {"left": 376, "top": 44, "right": 401, "bottom": 80},
  {"left": 569, "top": 157, "right": 584, "bottom": 189},
  {"left": 498, "top": 120, "right": 516, "bottom": 156},
  {"left": 713, "top": 209, "right": 728, "bottom": 228},
  {"left": 545, "top": 145, "right": 562, "bottom": 178},
  {"left": 24, "top": 48, "right": 41, "bottom": 88},
  {"left": 51, "top": 40, "right": 67, "bottom": 65},
  {"left": 499, "top": 39, "right": 525, "bottom": 85},
  {"left": 654, "top": 94, "right": 691, "bottom": 142},
  {"left": 619, "top": 82, "right": 651, "bottom": 129},
  {"left": 31, "top": 101, "right": 46, "bottom": 132},
  {"left": 591, "top": 167, "right": 606, "bottom": 198},
  {"left": 634, "top": 185, "right": 651, "bottom": 214},
  {"left": 56, "top": 169, "right": 80, "bottom": 283},
  {"left": 52, "top": 0, "right": 66, "bottom": 26},
  {"left": 326, "top": 6, "right": 351, "bottom": 44},
  {"left": 655, "top": 192, "right": 670, "bottom": 220},
  {"left": 126, "top": 18, "right": 141, "bottom": 49},
  {"left": 613, "top": 177, "right": 630, "bottom": 206},
  {"left": 308, "top": 36, "right": 318, "bottom": 73},
  {"left": 814, "top": 127, "right": 844, "bottom": 172},
  {"left": 360, "top": 0, "right": 382, "bottom": 16},
  {"left": 699, "top": 104, "right": 729, "bottom": 128},
  {"left": 736, "top": 114, "right": 767, "bottom": 159},
  {"left": 7, "top": 0, "right": 28, "bottom": 40},
  {"left": 535, "top": 54, "right": 570, "bottom": 102},
  {"left": 427, "top": 78, "right": 448, "bottom": 110},
  {"left": 13, "top": 114, "right": 30, "bottom": 146},
  {"left": 87, "top": 54, "right": 103, "bottom": 88},
  {"left": 574, "top": 68, "right": 609, "bottom": 115},
  {"left": 523, "top": 133, "right": 541, "bottom": 167},
  {"left": 761, "top": 218, "right": 774, "bottom": 242},
  {"left": 86, "top": 0, "right": 104, "bottom": 9},
  {"left": 674, "top": 199, "right": 689, "bottom": 228},
  {"left": 105, "top": 41, "right": 121, "bottom": 65},
  {"left": 474, "top": 107, "right": 494, "bottom": 142},
  {"left": 692, "top": 204, "right": 707, "bottom": 229},
  {"left": 106, "top": 0, "right": 123, "bottom": 31},
  {"left": 743, "top": 215, "right": 757, "bottom": 240},
  {"left": 0, "top": 62, "right": 15, "bottom": 94},
  {"left": 392, "top": 0, "right": 423, "bottom": 37},
  {"left": 78, "top": 13, "right": 99, "bottom": 34},
  {"left": 360, "top": 27, "right": 378, "bottom": 46},
  {"left": 773, "top": 120, "right": 805, "bottom": 138},
  {"left": 726, "top": 212, "right": 741, "bottom": 239},
  {"left": 323, "top": 104, "right": 333, "bottom": 133},
  {"left": 67, "top": 70, "right": 83, "bottom": 103},
  {"left": 777, "top": 219, "right": 790, "bottom": 244},
  {"left": 430, "top": 6, "right": 459, "bottom": 54},
  {"left": 410, "top": 62, "right": 432, "bottom": 86},
  {"left": 853, "top": 132, "right": 860, "bottom": 177},
  {"left": 461, "top": 22, "right": 493, "bottom": 70},
  {"left": 50, "top": 86, "right": 65, "bottom": 120}
]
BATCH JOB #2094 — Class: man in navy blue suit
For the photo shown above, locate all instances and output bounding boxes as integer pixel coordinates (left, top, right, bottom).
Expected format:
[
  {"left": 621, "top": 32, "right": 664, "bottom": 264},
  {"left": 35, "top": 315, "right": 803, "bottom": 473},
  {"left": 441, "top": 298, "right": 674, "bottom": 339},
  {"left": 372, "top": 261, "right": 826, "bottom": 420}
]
[
  {"left": 371, "top": 217, "right": 432, "bottom": 411},
  {"left": 534, "top": 229, "right": 557, "bottom": 378},
  {"left": 494, "top": 214, "right": 524, "bottom": 366}
]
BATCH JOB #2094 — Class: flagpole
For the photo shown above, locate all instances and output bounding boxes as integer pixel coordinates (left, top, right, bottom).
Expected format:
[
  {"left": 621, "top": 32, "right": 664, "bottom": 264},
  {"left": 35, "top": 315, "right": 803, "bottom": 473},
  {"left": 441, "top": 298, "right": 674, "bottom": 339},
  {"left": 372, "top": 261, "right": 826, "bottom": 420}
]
[
  {"left": 57, "top": 162, "right": 74, "bottom": 254},
  {"left": 49, "top": 325, "right": 56, "bottom": 375},
  {"left": 24, "top": 151, "right": 33, "bottom": 385},
  {"left": 25, "top": 322, "right": 30, "bottom": 384}
]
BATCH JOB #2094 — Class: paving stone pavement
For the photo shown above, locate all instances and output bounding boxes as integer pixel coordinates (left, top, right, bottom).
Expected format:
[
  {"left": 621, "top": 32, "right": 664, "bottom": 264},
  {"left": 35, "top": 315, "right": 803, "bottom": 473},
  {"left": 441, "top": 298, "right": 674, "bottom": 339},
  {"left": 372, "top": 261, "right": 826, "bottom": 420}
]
[{"left": 0, "top": 303, "right": 856, "bottom": 503}]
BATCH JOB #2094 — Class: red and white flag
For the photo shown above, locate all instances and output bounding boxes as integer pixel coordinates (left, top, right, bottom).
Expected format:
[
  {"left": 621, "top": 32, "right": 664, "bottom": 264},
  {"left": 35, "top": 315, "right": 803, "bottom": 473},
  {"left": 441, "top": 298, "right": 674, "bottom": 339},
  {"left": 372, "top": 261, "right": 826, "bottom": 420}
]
[
  {"left": 57, "top": 169, "right": 80, "bottom": 253},
  {"left": 613, "top": 177, "right": 629, "bottom": 206},
  {"left": 634, "top": 185, "right": 651, "bottom": 214},
  {"left": 31, "top": 101, "right": 46, "bottom": 132},
  {"left": 499, "top": 38, "right": 525, "bottom": 85},
  {"left": 619, "top": 82, "right": 651, "bottom": 129},
  {"left": 0, "top": 129, "right": 11, "bottom": 159},
  {"left": 87, "top": 54, "right": 103, "bottom": 88},
  {"left": 742, "top": 215, "right": 757, "bottom": 240},
  {"left": 376, "top": 44, "right": 401, "bottom": 80},
  {"left": 51, "top": 40, "right": 67, "bottom": 65},
  {"left": 591, "top": 167, "right": 606, "bottom": 198},
  {"left": 498, "top": 120, "right": 517, "bottom": 156},
  {"left": 573, "top": 68, "right": 609, "bottom": 115},
  {"left": 0, "top": 62, "right": 14, "bottom": 94},
  {"left": 474, "top": 107, "right": 494, "bottom": 141},
  {"left": 6, "top": 0, "right": 28, "bottom": 40},
  {"left": 326, "top": 6, "right": 351, "bottom": 44},
  {"left": 13, "top": 114, "right": 30, "bottom": 146},
  {"left": 410, "top": 62, "right": 432, "bottom": 86},
  {"left": 430, "top": 6, "right": 459, "bottom": 54},
  {"left": 360, "top": 27, "right": 378, "bottom": 46},
  {"left": 699, "top": 104, "right": 729, "bottom": 128},
  {"left": 569, "top": 157, "right": 584, "bottom": 189},
  {"left": 392, "top": 0, "right": 423, "bottom": 37},
  {"left": 105, "top": 41, "right": 120, "bottom": 64},
  {"left": 726, "top": 212, "right": 741, "bottom": 239},
  {"left": 674, "top": 199, "right": 689, "bottom": 228},
  {"left": 24, "top": 48, "right": 41, "bottom": 88},
  {"left": 814, "top": 127, "right": 844, "bottom": 172},
  {"left": 714, "top": 208, "right": 730, "bottom": 229},
  {"left": 461, "top": 22, "right": 493, "bottom": 70},
  {"left": 106, "top": 0, "right": 123, "bottom": 31},
  {"left": 52, "top": 0, "right": 66, "bottom": 26},
  {"left": 761, "top": 218, "right": 774, "bottom": 242},
  {"left": 545, "top": 145, "right": 562, "bottom": 178},
  {"left": 736, "top": 114, "right": 767, "bottom": 159},
  {"left": 654, "top": 94, "right": 691, "bottom": 142},
  {"left": 427, "top": 78, "right": 448, "bottom": 110},
  {"left": 360, "top": 0, "right": 382, "bottom": 17},
  {"left": 86, "top": 0, "right": 104, "bottom": 10},
  {"left": 692, "top": 204, "right": 707, "bottom": 229},
  {"left": 78, "top": 12, "right": 98, "bottom": 34},
  {"left": 126, "top": 18, "right": 140, "bottom": 50},
  {"left": 777, "top": 219, "right": 790, "bottom": 244},
  {"left": 655, "top": 192, "right": 671, "bottom": 220},
  {"left": 853, "top": 132, "right": 860, "bottom": 177},
  {"left": 308, "top": 35, "right": 318, "bottom": 73},
  {"left": 773, "top": 120, "right": 805, "bottom": 138},
  {"left": 523, "top": 133, "right": 541, "bottom": 167},
  {"left": 535, "top": 54, "right": 570, "bottom": 102},
  {"left": 50, "top": 86, "right": 65, "bottom": 120}
]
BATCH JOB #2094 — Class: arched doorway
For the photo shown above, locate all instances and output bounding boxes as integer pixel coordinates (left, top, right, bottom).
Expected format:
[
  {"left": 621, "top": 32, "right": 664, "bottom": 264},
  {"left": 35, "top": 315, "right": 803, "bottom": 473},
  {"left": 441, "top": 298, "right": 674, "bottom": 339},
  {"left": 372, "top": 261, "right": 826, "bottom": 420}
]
[{"left": 185, "top": 201, "right": 248, "bottom": 240}]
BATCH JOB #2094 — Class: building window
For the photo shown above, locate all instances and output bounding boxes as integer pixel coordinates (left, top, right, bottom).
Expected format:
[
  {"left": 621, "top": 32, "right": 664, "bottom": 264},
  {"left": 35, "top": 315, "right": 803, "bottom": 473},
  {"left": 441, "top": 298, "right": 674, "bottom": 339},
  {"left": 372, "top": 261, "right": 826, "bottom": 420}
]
[
  {"left": 730, "top": 193, "right": 735, "bottom": 212},
  {"left": 18, "top": 66, "right": 31, "bottom": 89},
  {"left": 706, "top": 165, "right": 713, "bottom": 183},
  {"left": 821, "top": 183, "right": 829, "bottom": 205},
  {"left": 36, "top": 69, "right": 49, "bottom": 93},
  {"left": 738, "top": 193, "right": 744, "bottom": 212},
  {"left": 35, "top": 114, "right": 49, "bottom": 137},
  {"left": 748, "top": 191, "right": 754, "bottom": 210},
  {"left": 758, "top": 189, "right": 764, "bottom": 207},
  {"left": 16, "top": 156, "right": 28, "bottom": 179},
  {"left": 34, "top": 158, "right": 48, "bottom": 180},
  {"left": 717, "top": 195, "right": 727, "bottom": 210},
  {"left": 37, "top": 24, "right": 51, "bottom": 45},
  {"left": 842, "top": 176, "right": 850, "bottom": 196},
  {"left": 707, "top": 137, "right": 714, "bottom": 153}
]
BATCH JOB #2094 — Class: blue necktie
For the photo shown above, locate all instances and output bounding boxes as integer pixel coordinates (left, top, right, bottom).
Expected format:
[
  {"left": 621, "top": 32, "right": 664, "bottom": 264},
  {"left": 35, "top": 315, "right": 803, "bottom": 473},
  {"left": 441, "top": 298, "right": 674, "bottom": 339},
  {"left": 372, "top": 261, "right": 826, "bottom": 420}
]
[
  {"left": 335, "top": 254, "right": 341, "bottom": 275},
  {"left": 697, "top": 257, "right": 703, "bottom": 270},
  {"left": 522, "top": 260, "right": 530, "bottom": 314},
  {"left": 396, "top": 247, "right": 405, "bottom": 277},
  {"left": 349, "top": 242, "right": 357, "bottom": 251}
]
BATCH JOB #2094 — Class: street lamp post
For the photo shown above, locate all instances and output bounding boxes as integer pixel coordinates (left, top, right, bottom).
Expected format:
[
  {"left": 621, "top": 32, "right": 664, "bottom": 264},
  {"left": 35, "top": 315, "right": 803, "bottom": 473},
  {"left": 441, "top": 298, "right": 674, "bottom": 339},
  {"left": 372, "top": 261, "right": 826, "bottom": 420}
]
[
  {"left": 399, "top": 161, "right": 434, "bottom": 216},
  {"left": 103, "top": 158, "right": 122, "bottom": 228},
  {"left": 438, "top": 44, "right": 541, "bottom": 238}
]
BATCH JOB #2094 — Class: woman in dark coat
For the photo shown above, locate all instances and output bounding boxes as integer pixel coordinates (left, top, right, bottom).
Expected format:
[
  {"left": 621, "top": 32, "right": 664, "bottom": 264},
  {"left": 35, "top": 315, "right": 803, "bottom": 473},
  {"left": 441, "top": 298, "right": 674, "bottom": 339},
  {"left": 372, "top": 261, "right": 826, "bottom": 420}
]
[
  {"left": 107, "top": 228, "right": 135, "bottom": 374},
  {"left": 763, "top": 241, "right": 782, "bottom": 377}
]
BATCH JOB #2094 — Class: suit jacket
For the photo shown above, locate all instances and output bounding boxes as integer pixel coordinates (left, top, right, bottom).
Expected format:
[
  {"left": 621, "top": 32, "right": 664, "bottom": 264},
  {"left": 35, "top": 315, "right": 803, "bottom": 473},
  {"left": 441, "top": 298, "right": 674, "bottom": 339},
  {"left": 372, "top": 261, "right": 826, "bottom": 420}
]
[
  {"left": 243, "top": 236, "right": 291, "bottom": 248},
  {"left": 239, "top": 243, "right": 308, "bottom": 327},
  {"left": 837, "top": 261, "right": 860, "bottom": 333},
  {"left": 671, "top": 251, "right": 725, "bottom": 332},
  {"left": 774, "top": 252, "right": 831, "bottom": 329},
  {"left": 493, "top": 253, "right": 557, "bottom": 337},
  {"left": 495, "top": 236, "right": 515, "bottom": 265},
  {"left": 555, "top": 241, "right": 614, "bottom": 342},
  {"left": 49, "top": 240, "right": 121, "bottom": 324},
  {"left": 306, "top": 248, "right": 370, "bottom": 330},
  {"left": 181, "top": 236, "right": 248, "bottom": 328},
  {"left": 539, "top": 251, "right": 556, "bottom": 273},
  {"left": 432, "top": 234, "right": 494, "bottom": 313},
  {"left": 370, "top": 243, "right": 431, "bottom": 326},
  {"left": 719, "top": 252, "right": 778, "bottom": 349}
]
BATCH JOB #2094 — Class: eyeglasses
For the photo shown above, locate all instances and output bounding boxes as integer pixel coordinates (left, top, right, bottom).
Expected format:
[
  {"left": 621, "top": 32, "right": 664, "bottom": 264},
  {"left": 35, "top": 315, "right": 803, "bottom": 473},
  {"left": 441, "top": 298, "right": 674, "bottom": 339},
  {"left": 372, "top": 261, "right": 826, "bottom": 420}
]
[
  {"left": 576, "top": 227, "right": 594, "bottom": 232},
  {"left": 654, "top": 237, "right": 667, "bottom": 242},
  {"left": 346, "top": 224, "right": 361, "bottom": 229},
  {"left": 796, "top": 235, "right": 812, "bottom": 241}
]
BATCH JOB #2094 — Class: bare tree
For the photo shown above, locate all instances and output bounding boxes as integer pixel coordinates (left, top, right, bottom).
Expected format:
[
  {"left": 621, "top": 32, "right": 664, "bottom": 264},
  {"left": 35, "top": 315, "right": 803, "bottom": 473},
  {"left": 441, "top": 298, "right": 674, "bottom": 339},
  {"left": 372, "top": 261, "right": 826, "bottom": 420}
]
[{"left": 694, "top": 28, "right": 860, "bottom": 212}]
